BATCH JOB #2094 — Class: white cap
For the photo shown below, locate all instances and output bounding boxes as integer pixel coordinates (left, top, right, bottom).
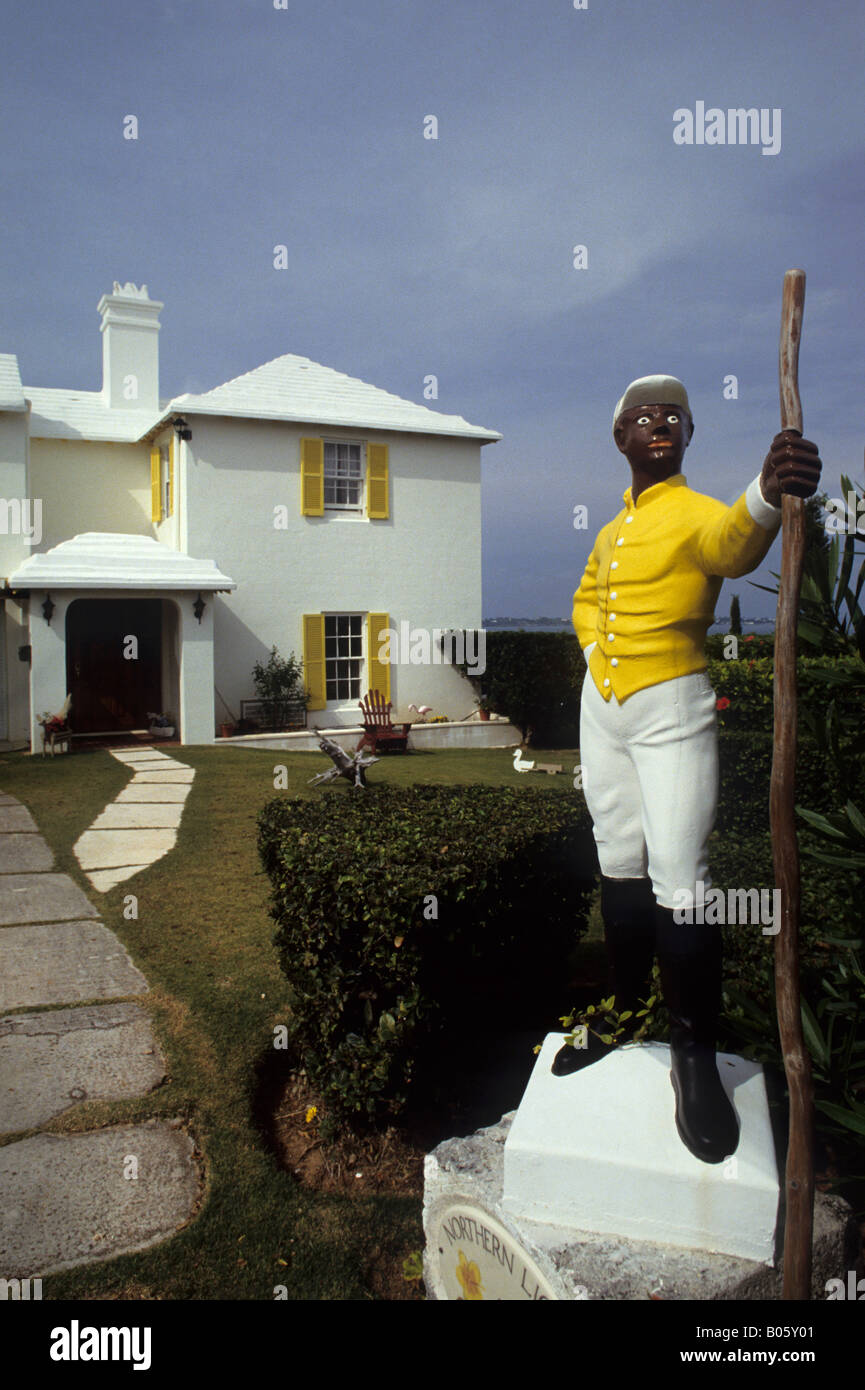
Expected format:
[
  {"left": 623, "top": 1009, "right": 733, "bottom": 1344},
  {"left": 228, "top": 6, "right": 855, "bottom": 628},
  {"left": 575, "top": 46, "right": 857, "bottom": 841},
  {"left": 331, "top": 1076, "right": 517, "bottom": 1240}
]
[{"left": 613, "top": 375, "right": 692, "bottom": 431}]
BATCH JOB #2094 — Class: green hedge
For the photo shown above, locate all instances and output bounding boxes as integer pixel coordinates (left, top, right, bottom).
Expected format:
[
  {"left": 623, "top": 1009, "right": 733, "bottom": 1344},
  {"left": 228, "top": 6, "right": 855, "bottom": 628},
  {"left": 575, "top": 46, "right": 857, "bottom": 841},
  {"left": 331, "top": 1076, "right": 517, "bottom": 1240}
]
[
  {"left": 453, "top": 630, "right": 584, "bottom": 745},
  {"left": 454, "top": 628, "right": 858, "bottom": 745},
  {"left": 709, "top": 652, "right": 864, "bottom": 735},
  {"left": 259, "top": 785, "right": 595, "bottom": 1125},
  {"left": 712, "top": 729, "right": 864, "bottom": 1002}
]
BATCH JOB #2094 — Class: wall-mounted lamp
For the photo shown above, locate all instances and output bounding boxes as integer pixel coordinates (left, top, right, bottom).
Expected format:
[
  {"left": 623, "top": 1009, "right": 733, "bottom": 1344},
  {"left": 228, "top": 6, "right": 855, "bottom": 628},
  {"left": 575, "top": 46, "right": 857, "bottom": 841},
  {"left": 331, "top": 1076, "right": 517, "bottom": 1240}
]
[
  {"left": 193, "top": 593, "right": 206, "bottom": 624},
  {"left": 41, "top": 594, "right": 55, "bottom": 625},
  {"left": 173, "top": 416, "right": 192, "bottom": 441}
]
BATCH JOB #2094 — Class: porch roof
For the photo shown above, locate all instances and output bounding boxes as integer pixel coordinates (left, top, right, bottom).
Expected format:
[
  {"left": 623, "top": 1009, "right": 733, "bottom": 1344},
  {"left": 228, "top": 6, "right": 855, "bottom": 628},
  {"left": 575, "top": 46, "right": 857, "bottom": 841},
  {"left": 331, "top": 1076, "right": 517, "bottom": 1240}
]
[{"left": 7, "top": 533, "right": 236, "bottom": 592}]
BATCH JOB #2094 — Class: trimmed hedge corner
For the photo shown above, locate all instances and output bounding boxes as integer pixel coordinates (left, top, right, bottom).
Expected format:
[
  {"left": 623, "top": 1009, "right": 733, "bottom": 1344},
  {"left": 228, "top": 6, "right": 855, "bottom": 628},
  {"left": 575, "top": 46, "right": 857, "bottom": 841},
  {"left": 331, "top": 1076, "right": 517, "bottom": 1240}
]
[{"left": 259, "top": 785, "right": 595, "bottom": 1126}]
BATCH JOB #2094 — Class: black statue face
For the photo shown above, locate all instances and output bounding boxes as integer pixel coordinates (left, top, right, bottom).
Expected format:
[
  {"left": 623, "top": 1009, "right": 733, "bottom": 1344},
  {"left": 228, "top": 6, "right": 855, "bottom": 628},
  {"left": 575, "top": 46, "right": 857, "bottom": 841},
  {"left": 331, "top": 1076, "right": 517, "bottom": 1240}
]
[{"left": 613, "top": 402, "right": 694, "bottom": 482}]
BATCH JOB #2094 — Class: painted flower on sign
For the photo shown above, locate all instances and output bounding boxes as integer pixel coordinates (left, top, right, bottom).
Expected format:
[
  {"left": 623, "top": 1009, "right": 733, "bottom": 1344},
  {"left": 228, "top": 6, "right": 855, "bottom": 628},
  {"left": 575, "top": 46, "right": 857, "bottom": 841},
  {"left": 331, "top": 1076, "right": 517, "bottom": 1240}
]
[{"left": 456, "top": 1249, "right": 484, "bottom": 1300}]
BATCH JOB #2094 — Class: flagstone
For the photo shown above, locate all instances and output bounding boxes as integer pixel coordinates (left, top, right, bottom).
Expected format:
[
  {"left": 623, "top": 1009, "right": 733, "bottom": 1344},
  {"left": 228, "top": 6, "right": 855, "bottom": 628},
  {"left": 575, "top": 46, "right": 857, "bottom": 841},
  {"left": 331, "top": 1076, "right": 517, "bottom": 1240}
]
[
  {"left": 0, "top": 873, "right": 98, "bottom": 927},
  {"left": 0, "top": 805, "right": 39, "bottom": 833},
  {"left": 114, "top": 783, "right": 192, "bottom": 804},
  {"left": 0, "top": 1120, "right": 200, "bottom": 1277},
  {"left": 0, "top": 921, "right": 148, "bottom": 1011},
  {"left": 109, "top": 750, "right": 174, "bottom": 762},
  {"left": 0, "top": 1003, "right": 166, "bottom": 1134},
  {"left": 74, "top": 829, "right": 177, "bottom": 871},
  {"left": 129, "top": 770, "right": 195, "bottom": 783},
  {"left": 86, "top": 866, "right": 151, "bottom": 894},
  {"left": 91, "top": 804, "right": 184, "bottom": 831},
  {"left": 0, "top": 834, "right": 54, "bottom": 874}
]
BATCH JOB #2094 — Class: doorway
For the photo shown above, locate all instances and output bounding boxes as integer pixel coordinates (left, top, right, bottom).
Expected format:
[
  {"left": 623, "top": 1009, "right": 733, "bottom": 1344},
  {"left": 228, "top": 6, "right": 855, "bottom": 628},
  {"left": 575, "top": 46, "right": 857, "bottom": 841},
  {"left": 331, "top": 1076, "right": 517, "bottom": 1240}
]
[{"left": 66, "top": 599, "right": 163, "bottom": 734}]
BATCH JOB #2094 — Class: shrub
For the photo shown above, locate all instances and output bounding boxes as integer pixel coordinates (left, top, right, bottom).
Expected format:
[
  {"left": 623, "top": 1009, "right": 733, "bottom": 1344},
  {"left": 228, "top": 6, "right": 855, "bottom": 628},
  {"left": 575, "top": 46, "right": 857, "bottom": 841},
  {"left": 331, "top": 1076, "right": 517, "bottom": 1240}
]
[
  {"left": 251, "top": 646, "right": 307, "bottom": 731},
  {"left": 259, "top": 785, "right": 595, "bottom": 1126},
  {"left": 450, "top": 630, "right": 584, "bottom": 745}
]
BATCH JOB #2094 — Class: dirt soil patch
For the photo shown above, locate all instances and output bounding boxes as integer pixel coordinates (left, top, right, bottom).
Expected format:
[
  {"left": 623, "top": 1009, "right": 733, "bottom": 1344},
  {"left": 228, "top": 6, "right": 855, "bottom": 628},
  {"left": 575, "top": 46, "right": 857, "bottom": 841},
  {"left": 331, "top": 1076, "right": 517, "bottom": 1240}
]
[{"left": 271, "top": 1074, "right": 426, "bottom": 1198}]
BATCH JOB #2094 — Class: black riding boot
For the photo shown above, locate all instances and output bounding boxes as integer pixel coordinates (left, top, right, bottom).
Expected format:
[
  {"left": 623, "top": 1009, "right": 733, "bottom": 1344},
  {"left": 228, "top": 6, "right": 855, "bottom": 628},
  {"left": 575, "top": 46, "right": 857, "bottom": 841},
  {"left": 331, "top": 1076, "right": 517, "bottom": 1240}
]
[
  {"left": 655, "top": 904, "right": 739, "bottom": 1163},
  {"left": 552, "top": 876, "right": 656, "bottom": 1076}
]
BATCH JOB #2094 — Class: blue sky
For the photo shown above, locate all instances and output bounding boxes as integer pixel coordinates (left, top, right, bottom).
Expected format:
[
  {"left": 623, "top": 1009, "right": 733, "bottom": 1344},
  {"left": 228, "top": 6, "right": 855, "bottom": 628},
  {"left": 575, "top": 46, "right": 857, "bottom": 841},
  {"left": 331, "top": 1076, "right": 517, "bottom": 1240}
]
[{"left": 2, "top": 0, "right": 862, "bottom": 617}]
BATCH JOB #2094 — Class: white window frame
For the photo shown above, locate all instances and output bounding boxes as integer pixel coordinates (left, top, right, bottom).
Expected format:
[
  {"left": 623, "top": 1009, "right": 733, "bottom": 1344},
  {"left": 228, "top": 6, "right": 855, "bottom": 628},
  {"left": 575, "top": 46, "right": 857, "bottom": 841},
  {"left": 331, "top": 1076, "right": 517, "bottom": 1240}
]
[
  {"left": 324, "top": 612, "right": 365, "bottom": 703},
  {"left": 323, "top": 440, "right": 365, "bottom": 512}
]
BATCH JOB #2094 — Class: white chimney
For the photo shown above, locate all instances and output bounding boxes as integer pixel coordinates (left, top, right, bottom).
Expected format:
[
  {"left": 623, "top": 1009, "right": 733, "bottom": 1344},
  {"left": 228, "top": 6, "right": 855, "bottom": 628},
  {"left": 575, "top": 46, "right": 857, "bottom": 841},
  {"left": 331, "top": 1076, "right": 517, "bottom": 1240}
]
[{"left": 97, "top": 281, "right": 163, "bottom": 410}]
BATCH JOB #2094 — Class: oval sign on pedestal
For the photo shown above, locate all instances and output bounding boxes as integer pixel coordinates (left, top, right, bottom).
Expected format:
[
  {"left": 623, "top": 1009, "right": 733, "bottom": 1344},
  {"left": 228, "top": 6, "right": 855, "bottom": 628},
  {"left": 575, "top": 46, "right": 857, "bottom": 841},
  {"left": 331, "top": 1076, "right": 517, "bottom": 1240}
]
[{"left": 428, "top": 1202, "right": 558, "bottom": 1301}]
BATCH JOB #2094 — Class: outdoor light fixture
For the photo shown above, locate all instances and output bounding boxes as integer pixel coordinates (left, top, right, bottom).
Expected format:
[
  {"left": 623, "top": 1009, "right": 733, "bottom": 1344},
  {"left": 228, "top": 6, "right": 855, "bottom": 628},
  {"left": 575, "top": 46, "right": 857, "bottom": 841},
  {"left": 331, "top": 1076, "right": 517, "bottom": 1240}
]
[
  {"left": 173, "top": 416, "right": 192, "bottom": 441},
  {"left": 41, "top": 594, "right": 55, "bottom": 625},
  {"left": 193, "top": 593, "right": 206, "bottom": 623}
]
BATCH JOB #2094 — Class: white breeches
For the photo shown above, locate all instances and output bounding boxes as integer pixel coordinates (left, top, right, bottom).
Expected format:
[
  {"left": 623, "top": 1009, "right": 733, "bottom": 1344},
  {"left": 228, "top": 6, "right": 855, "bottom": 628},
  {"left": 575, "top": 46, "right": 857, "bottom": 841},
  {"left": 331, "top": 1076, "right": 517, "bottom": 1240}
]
[{"left": 579, "top": 669, "right": 719, "bottom": 909}]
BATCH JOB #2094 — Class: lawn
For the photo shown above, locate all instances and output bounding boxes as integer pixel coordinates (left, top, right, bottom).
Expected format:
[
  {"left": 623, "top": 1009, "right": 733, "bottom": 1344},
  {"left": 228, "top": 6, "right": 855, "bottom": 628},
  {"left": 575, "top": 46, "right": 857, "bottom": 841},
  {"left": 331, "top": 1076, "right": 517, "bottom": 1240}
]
[{"left": 0, "top": 743, "right": 580, "bottom": 1301}]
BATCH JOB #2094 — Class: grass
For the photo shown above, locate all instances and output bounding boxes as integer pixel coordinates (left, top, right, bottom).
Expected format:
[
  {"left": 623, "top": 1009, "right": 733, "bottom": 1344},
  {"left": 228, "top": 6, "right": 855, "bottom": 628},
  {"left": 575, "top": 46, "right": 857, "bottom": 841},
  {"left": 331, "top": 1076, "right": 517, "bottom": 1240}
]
[{"left": 0, "top": 743, "right": 578, "bottom": 1300}]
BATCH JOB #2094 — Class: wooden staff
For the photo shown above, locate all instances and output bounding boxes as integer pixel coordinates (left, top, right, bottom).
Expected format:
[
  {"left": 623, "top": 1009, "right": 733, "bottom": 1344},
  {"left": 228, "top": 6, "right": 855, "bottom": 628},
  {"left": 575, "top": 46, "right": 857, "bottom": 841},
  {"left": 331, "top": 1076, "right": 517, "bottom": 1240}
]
[{"left": 770, "top": 267, "right": 814, "bottom": 1300}]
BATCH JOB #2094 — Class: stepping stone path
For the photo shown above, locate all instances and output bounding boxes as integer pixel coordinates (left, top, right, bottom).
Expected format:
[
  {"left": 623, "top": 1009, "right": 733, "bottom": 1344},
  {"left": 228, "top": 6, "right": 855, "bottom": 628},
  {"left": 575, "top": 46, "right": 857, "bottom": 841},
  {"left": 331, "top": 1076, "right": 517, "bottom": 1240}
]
[
  {"left": 74, "top": 748, "right": 194, "bottom": 893},
  {"left": 0, "top": 773, "right": 200, "bottom": 1281}
]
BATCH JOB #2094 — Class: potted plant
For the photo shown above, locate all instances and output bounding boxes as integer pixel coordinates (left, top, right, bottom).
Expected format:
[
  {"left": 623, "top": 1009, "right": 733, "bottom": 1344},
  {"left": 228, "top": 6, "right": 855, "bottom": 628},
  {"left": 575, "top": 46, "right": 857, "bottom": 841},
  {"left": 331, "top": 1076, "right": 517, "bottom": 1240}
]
[
  {"left": 147, "top": 711, "right": 175, "bottom": 739},
  {"left": 476, "top": 698, "right": 491, "bottom": 722}
]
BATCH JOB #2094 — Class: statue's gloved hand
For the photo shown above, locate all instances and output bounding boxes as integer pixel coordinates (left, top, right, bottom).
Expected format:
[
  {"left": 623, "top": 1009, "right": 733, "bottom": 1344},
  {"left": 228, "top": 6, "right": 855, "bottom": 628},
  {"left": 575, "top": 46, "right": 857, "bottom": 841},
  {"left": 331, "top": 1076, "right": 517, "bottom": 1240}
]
[{"left": 759, "top": 429, "right": 821, "bottom": 507}]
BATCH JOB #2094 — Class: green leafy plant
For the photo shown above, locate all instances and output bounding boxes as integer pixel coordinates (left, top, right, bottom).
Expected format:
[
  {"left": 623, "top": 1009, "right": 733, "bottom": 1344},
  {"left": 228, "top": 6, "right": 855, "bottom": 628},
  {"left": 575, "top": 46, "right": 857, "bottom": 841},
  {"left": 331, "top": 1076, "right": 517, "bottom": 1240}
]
[
  {"left": 724, "top": 941, "right": 865, "bottom": 1141},
  {"left": 557, "top": 985, "right": 662, "bottom": 1053},
  {"left": 251, "top": 646, "right": 308, "bottom": 730},
  {"left": 751, "top": 476, "right": 865, "bottom": 658}
]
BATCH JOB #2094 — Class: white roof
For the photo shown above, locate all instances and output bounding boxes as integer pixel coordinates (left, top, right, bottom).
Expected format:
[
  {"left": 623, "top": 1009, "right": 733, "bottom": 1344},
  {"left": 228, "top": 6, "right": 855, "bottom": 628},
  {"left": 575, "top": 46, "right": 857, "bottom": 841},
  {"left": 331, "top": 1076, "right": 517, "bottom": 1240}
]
[
  {"left": 0, "top": 354, "right": 27, "bottom": 411},
  {"left": 25, "top": 388, "right": 163, "bottom": 442},
  {"left": 7, "top": 533, "right": 236, "bottom": 592},
  {"left": 167, "top": 354, "right": 501, "bottom": 441}
]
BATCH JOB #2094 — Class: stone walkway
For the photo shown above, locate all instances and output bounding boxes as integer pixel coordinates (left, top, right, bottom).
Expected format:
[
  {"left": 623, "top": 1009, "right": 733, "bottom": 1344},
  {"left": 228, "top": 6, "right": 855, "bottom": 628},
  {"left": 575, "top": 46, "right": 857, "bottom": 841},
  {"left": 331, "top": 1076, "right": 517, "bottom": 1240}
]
[
  {"left": 73, "top": 747, "right": 195, "bottom": 893},
  {"left": 0, "top": 779, "right": 200, "bottom": 1280}
]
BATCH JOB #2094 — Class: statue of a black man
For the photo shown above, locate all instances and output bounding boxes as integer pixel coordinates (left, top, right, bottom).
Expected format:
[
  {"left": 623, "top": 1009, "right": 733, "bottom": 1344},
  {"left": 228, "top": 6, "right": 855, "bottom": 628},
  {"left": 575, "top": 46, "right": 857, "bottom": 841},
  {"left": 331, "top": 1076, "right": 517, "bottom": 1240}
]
[{"left": 555, "top": 375, "right": 821, "bottom": 1165}]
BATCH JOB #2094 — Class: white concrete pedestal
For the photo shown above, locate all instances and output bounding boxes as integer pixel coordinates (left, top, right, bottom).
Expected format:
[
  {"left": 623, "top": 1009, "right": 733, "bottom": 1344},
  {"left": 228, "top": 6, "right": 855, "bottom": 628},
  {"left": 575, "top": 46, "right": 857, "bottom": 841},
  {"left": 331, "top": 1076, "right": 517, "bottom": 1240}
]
[
  {"left": 502, "top": 1035, "right": 779, "bottom": 1263},
  {"left": 422, "top": 1042, "right": 860, "bottom": 1299}
]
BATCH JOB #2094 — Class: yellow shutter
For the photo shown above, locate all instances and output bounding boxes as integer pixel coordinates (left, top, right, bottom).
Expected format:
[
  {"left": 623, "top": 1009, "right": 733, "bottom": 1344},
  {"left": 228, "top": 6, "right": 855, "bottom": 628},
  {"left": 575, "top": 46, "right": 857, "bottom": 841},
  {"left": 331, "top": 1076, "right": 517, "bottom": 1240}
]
[
  {"left": 367, "top": 611, "right": 391, "bottom": 701},
  {"left": 150, "top": 447, "right": 162, "bottom": 523},
  {"left": 366, "top": 443, "right": 389, "bottom": 519},
  {"left": 300, "top": 438, "right": 324, "bottom": 515},
  {"left": 168, "top": 435, "right": 175, "bottom": 516},
  {"left": 303, "top": 613, "right": 327, "bottom": 710}
]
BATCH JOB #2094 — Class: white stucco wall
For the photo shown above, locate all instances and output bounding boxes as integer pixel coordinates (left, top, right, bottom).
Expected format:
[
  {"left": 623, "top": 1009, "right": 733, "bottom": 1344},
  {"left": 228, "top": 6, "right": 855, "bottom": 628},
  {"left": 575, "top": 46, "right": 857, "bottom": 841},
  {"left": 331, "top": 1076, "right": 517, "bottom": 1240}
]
[
  {"left": 184, "top": 416, "right": 488, "bottom": 725},
  {"left": 0, "top": 410, "right": 34, "bottom": 742},
  {"left": 28, "top": 438, "right": 152, "bottom": 550}
]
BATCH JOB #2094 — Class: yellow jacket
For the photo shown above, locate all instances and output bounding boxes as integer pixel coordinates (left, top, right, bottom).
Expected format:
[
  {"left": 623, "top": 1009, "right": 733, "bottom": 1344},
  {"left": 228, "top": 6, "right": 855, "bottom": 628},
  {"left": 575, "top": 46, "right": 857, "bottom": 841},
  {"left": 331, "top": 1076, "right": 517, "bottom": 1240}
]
[{"left": 572, "top": 474, "right": 780, "bottom": 701}]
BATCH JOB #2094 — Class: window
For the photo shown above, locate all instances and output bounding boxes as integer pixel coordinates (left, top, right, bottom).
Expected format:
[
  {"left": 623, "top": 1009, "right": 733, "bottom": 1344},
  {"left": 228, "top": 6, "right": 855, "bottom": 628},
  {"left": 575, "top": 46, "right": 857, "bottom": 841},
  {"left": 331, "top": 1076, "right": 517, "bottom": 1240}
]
[
  {"left": 150, "top": 439, "right": 173, "bottom": 523},
  {"left": 325, "top": 614, "right": 364, "bottom": 701},
  {"left": 161, "top": 444, "right": 171, "bottom": 518},
  {"left": 324, "top": 442, "right": 363, "bottom": 510},
  {"left": 301, "top": 438, "right": 388, "bottom": 518}
]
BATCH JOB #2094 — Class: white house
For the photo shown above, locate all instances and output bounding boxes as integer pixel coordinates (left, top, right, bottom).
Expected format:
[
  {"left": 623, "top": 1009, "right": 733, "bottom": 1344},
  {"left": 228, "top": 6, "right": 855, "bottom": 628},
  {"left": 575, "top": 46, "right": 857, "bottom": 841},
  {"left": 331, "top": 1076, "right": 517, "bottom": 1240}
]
[{"left": 0, "top": 283, "right": 500, "bottom": 751}]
